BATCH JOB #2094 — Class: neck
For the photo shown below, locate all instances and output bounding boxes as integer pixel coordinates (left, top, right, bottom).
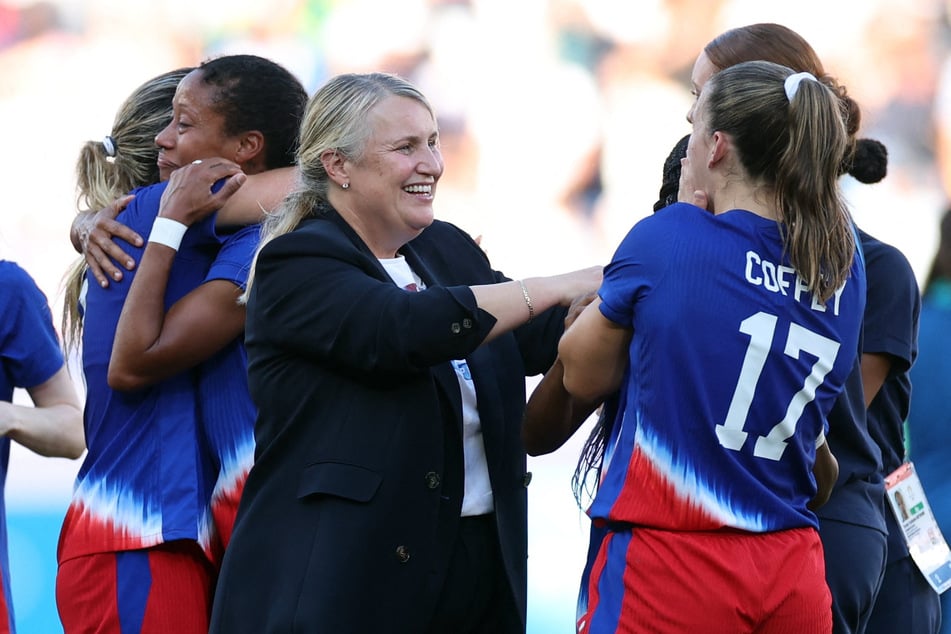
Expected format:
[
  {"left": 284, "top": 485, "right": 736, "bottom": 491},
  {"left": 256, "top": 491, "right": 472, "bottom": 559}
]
[
  {"left": 710, "top": 181, "right": 777, "bottom": 220},
  {"left": 329, "top": 194, "right": 409, "bottom": 259}
]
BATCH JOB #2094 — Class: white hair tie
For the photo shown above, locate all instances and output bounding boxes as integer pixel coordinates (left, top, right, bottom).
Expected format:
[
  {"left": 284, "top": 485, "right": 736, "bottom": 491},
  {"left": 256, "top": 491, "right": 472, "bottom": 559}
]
[
  {"left": 102, "top": 135, "right": 117, "bottom": 157},
  {"left": 784, "top": 72, "right": 818, "bottom": 101}
]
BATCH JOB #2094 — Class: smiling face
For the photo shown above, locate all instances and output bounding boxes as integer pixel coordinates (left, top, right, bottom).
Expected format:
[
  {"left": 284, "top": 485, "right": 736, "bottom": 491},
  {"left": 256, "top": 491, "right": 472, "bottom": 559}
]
[
  {"left": 342, "top": 95, "right": 444, "bottom": 257},
  {"left": 155, "top": 70, "right": 242, "bottom": 180}
]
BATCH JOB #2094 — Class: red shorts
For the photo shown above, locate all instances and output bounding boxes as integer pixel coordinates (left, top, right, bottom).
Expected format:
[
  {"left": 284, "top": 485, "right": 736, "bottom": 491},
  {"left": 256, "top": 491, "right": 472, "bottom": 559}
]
[
  {"left": 56, "top": 540, "right": 215, "bottom": 634},
  {"left": 579, "top": 526, "right": 832, "bottom": 634}
]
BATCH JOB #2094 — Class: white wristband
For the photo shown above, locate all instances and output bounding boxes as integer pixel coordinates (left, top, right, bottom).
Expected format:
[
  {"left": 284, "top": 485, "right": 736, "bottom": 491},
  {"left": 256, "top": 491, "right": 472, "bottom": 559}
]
[{"left": 149, "top": 217, "right": 188, "bottom": 251}]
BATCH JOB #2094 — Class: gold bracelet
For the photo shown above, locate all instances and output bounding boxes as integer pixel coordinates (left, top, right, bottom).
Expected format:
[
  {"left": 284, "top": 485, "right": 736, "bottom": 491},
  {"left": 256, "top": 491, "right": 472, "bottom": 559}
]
[{"left": 518, "top": 279, "right": 534, "bottom": 323}]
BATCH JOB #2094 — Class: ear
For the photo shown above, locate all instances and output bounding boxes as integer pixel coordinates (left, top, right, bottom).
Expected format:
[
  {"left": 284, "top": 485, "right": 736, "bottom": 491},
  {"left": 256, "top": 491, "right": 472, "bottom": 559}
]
[
  {"left": 321, "top": 149, "right": 348, "bottom": 187},
  {"left": 708, "top": 131, "right": 730, "bottom": 168},
  {"left": 234, "top": 130, "right": 265, "bottom": 165}
]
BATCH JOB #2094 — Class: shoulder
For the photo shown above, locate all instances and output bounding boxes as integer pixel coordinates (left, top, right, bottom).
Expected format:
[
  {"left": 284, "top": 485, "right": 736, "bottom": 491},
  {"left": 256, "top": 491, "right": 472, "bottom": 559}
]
[
  {"left": 412, "top": 220, "right": 484, "bottom": 254},
  {"left": 0, "top": 260, "right": 46, "bottom": 304},
  {"left": 859, "top": 230, "right": 914, "bottom": 273},
  {"left": 254, "top": 215, "right": 378, "bottom": 287},
  {"left": 222, "top": 224, "right": 262, "bottom": 248},
  {"left": 403, "top": 220, "right": 493, "bottom": 281},
  {"left": 0, "top": 261, "right": 60, "bottom": 368},
  {"left": 631, "top": 203, "right": 712, "bottom": 238},
  {"left": 128, "top": 181, "right": 168, "bottom": 198},
  {"left": 613, "top": 203, "right": 712, "bottom": 260},
  {"left": 0, "top": 259, "right": 32, "bottom": 286},
  {"left": 261, "top": 216, "right": 349, "bottom": 259},
  {"left": 116, "top": 182, "right": 169, "bottom": 228},
  {"left": 420, "top": 219, "right": 474, "bottom": 240},
  {"left": 859, "top": 230, "right": 918, "bottom": 296}
]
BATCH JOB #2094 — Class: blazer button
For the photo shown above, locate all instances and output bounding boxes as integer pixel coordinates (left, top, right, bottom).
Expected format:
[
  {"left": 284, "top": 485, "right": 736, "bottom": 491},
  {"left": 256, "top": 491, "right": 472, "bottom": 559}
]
[
  {"left": 396, "top": 545, "right": 410, "bottom": 563},
  {"left": 425, "top": 471, "right": 441, "bottom": 489},
  {"left": 523, "top": 472, "right": 533, "bottom": 487},
  {"left": 451, "top": 322, "right": 461, "bottom": 334},
  {"left": 462, "top": 318, "right": 472, "bottom": 329}
]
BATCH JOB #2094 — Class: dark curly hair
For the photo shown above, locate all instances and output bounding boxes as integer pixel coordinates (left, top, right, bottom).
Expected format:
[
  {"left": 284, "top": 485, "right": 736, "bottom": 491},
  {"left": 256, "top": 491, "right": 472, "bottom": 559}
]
[
  {"left": 653, "top": 133, "right": 691, "bottom": 212},
  {"left": 198, "top": 54, "right": 308, "bottom": 169}
]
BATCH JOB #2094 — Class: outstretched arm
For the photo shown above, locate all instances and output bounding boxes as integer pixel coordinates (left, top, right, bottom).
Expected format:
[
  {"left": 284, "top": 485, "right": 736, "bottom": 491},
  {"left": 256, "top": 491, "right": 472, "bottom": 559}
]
[
  {"left": 72, "top": 165, "right": 296, "bottom": 288},
  {"left": 108, "top": 160, "right": 247, "bottom": 391},
  {"left": 217, "top": 166, "right": 297, "bottom": 226},
  {"left": 0, "top": 366, "right": 84, "bottom": 459},
  {"left": 469, "top": 267, "right": 603, "bottom": 344}
]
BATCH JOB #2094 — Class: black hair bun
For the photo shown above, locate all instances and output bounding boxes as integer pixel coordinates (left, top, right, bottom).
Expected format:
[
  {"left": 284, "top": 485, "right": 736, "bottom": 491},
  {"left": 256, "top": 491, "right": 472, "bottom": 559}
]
[
  {"left": 654, "top": 134, "right": 691, "bottom": 212},
  {"left": 847, "top": 138, "right": 888, "bottom": 184}
]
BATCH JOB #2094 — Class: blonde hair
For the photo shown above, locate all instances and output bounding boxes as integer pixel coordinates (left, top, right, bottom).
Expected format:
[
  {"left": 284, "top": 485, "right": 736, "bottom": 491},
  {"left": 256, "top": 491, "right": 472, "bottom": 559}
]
[
  {"left": 243, "top": 72, "right": 434, "bottom": 299},
  {"left": 704, "top": 60, "right": 854, "bottom": 303},
  {"left": 62, "top": 68, "right": 192, "bottom": 351}
]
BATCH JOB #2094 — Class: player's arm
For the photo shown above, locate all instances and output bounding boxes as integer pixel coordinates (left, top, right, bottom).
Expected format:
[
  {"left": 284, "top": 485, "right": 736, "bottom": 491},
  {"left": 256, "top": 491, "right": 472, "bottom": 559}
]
[
  {"left": 809, "top": 438, "right": 838, "bottom": 510},
  {"left": 523, "top": 357, "right": 602, "bottom": 456},
  {"left": 216, "top": 166, "right": 297, "bottom": 226},
  {"left": 559, "top": 297, "right": 631, "bottom": 402},
  {"left": 860, "top": 352, "right": 893, "bottom": 408},
  {"left": 523, "top": 292, "right": 603, "bottom": 456},
  {"left": 0, "top": 366, "right": 84, "bottom": 459},
  {"left": 108, "top": 161, "right": 246, "bottom": 391},
  {"left": 74, "top": 166, "right": 294, "bottom": 288}
]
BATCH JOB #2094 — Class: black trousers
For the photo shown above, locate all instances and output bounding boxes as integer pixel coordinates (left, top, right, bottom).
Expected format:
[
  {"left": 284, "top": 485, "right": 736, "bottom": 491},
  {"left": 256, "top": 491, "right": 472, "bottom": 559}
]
[{"left": 427, "top": 513, "right": 521, "bottom": 634}]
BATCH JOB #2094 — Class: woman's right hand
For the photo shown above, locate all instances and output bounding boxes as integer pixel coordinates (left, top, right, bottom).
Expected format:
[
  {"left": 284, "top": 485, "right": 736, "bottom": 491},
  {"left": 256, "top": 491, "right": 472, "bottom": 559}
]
[
  {"left": 73, "top": 194, "right": 141, "bottom": 288},
  {"left": 678, "top": 156, "right": 711, "bottom": 211},
  {"left": 550, "top": 265, "right": 603, "bottom": 307},
  {"left": 158, "top": 158, "right": 246, "bottom": 226}
]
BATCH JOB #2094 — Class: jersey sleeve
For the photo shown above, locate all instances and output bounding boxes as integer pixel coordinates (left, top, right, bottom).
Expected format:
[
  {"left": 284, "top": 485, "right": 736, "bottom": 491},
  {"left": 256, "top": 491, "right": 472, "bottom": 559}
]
[
  {"left": 599, "top": 205, "right": 685, "bottom": 327},
  {"left": 0, "top": 262, "right": 65, "bottom": 390},
  {"left": 121, "top": 182, "right": 223, "bottom": 252},
  {"left": 862, "top": 239, "right": 920, "bottom": 372},
  {"left": 204, "top": 225, "right": 261, "bottom": 290}
]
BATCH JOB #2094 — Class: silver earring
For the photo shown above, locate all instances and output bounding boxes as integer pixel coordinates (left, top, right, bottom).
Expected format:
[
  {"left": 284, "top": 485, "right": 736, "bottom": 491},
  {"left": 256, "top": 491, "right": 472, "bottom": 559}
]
[{"left": 342, "top": 182, "right": 349, "bottom": 189}]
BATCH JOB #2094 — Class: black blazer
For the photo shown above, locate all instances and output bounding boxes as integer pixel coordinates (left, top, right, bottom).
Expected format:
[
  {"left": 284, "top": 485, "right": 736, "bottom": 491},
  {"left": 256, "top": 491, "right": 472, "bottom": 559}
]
[{"left": 209, "top": 208, "right": 566, "bottom": 633}]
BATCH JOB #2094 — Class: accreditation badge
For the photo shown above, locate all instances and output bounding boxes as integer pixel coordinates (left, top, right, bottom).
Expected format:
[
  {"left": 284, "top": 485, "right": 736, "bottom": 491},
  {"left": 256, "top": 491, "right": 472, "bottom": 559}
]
[{"left": 885, "top": 461, "right": 951, "bottom": 594}]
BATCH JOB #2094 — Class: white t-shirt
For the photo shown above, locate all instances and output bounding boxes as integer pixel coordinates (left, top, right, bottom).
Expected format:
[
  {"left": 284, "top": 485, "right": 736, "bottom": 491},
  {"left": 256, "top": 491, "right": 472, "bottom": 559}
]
[{"left": 379, "top": 256, "right": 494, "bottom": 516}]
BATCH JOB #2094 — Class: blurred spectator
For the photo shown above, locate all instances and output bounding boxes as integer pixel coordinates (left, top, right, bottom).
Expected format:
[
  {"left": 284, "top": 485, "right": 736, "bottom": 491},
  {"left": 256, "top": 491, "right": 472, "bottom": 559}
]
[{"left": 0, "top": 2, "right": 59, "bottom": 50}]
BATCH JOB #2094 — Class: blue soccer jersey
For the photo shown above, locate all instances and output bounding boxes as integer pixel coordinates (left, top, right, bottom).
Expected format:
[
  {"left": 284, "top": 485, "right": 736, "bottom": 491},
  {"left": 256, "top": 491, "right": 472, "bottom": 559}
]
[
  {"left": 0, "top": 261, "right": 65, "bottom": 633},
  {"left": 197, "top": 224, "right": 259, "bottom": 564},
  {"left": 59, "top": 182, "right": 223, "bottom": 562},
  {"left": 590, "top": 203, "right": 866, "bottom": 532}
]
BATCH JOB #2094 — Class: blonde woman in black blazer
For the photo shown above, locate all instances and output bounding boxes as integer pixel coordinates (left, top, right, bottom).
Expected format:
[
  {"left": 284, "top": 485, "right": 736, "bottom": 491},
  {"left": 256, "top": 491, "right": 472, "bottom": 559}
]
[{"left": 209, "top": 72, "right": 600, "bottom": 634}]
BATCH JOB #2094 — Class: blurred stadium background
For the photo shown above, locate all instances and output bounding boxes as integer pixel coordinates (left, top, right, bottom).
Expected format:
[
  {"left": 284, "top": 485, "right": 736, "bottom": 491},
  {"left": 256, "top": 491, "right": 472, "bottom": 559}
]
[{"left": 4, "top": 0, "right": 950, "bottom": 631}]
